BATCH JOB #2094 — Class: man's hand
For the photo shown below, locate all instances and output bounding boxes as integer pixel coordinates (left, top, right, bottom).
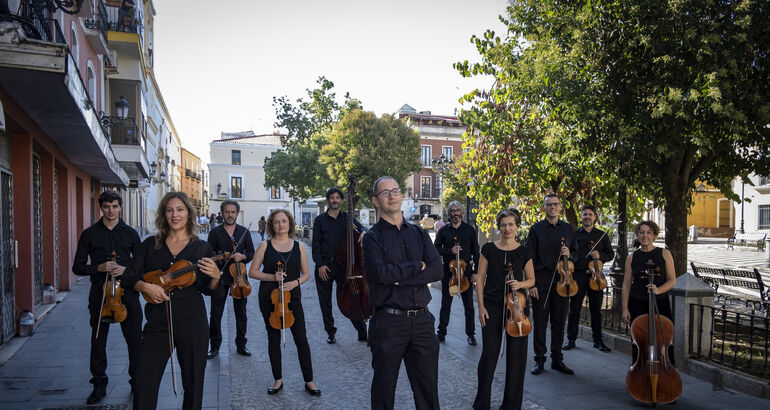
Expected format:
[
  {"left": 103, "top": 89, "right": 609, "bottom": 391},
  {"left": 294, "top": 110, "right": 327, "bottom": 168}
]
[
  {"left": 318, "top": 265, "right": 330, "bottom": 281},
  {"left": 560, "top": 245, "right": 570, "bottom": 258},
  {"left": 109, "top": 265, "right": 126, "bottom": 277},
  {"left": 357, "top": 231, "right": 366, "bottom": 244},
  {"left": 451, "top": 245, "right": 462, "bottom": 255},
  {"left": 98, "top": 261, "right": 119, "bottom": 273},
  {"left": 590, "top": 250, "right": 600, "bottom": 260},
  {"left": 232, "top": 252, "right": 246, "bottom": 262}
]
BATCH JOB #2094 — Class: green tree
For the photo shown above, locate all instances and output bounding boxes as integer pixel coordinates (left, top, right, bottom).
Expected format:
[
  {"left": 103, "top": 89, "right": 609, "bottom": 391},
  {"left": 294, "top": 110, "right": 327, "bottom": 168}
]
[
  {"left": 264, "top": 77, "right": 361, "bottom": 200},
  {"left": 320, "top": 109, "right": 422, "bottom": 207},
  {"left": 457, "top": 0, "right": 770, "bottom": 275}
]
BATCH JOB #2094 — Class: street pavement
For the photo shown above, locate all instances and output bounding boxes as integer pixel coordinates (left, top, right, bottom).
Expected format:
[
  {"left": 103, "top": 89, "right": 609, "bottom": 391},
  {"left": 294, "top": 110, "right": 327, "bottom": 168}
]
[{"left": 1, "top": 233, "right": 768, "bottom": 409}]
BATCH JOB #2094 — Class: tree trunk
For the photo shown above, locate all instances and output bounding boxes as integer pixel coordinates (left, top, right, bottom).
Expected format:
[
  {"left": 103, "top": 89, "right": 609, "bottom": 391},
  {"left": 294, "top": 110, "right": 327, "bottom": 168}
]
[{"left": 664, "top": 192, "right": 689, "bottom": 277}]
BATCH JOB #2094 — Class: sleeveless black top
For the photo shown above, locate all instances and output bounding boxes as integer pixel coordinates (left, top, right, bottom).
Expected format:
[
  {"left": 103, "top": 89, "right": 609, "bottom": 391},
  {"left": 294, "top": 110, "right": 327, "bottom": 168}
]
[
  {"left": 259, "top": 240, "right": 302, "bottom": 298},
  {"left": 481, "top": 242, "right": 531, "bottom": 303},
  {"left": 630, "top": 247, "right": 669, "bottom": 301}
]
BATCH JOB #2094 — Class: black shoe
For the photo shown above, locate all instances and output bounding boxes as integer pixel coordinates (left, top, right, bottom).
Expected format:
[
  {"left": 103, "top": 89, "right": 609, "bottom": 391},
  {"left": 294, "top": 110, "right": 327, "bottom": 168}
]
[
  {"left": 86, "top": 387, "right": 106, "bottom": 405},
  {"left": 305, "top": 382, "right": 321, "bottom": 396},
  {"left": 563, "top": 340, "right": 576, "bottom": 350},
  {"left": 327, "top": 334, "right": 336, "bottom": 344},
  {"left": 437, "top": 333, "right": 445, "bottom": 342},
  {"left": 207, "top": 348, "right": 219, "bottom": 359},
  {"left": 531, "top": 362, "right": 545, "bottom": 375},
  {"left": 594, "top": 341, "right": 611, "bottom": 353},
  {"left": 551, "top": 361, "right": 575, "bottom": 375},
  {"left": 237, "top": 346, "right": 251, "bottom": 356},
  {"left": 267, "top": 381, "right": 283, "bottom": 395},
  {"left": 467, "top": 335, "right": 477, "bottom": 346}
]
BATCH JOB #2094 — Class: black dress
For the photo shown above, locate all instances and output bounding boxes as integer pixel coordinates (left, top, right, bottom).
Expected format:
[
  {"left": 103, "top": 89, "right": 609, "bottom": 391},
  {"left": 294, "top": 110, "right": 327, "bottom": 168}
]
[
  {"left": 628, "top": 247, "right": 672, "bottom": 323},
  {"left": 121, "top": 237, "right": 213, "bottom": 410},
  {"left": 474, "top": 243, "right": 531, "bottom": 410},
  {"left": 258, "top": 240, "right": 314, "bottom": 382}
]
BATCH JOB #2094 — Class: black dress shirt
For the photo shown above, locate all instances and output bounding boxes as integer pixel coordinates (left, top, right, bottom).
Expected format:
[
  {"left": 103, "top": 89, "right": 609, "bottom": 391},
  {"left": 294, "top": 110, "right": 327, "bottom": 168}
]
[
  {"left": 434, "top": 222, "right": 480, "bottom": 277},
  {"left": 574, "top": 227, "right": 615, "bottom": 273},
  {"left": 362, "top": 217, "right": 443, "bottom": 310},
  {"left": 72, "top": 218, "right": 141, "bottom": 282},
  {"left": 312, "top": 210, "right": 365, "bottom": 269},
  {"left": 525, "top": 218, "right": 578, "bottom": 274},
  {"left": 207, "top": 223, "right": 255, "bottom": 286}
]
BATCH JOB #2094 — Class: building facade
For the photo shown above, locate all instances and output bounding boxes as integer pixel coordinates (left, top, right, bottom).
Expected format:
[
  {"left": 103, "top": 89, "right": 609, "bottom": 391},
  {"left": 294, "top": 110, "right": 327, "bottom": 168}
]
[
  {"left": 180, "top": 147, "right": 203, "bottom": 216},
  {"left": 398, "top": 104, "right": 465, "bottom": 219},
  {"left": 733, "top": 174, "right": 770, "bottom": 235}
]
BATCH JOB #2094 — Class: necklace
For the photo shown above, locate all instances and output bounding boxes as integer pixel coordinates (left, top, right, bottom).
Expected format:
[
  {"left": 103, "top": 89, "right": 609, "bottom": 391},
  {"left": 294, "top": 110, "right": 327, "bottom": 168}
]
[{"left": 272, "top": 240, "right": 295, "bottom": 271}]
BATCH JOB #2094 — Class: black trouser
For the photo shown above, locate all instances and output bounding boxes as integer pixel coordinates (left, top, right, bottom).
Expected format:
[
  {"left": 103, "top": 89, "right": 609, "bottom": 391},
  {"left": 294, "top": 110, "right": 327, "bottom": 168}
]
[
  {"left": 566, "top": 271, "right": 604, "bottom": 343},
  {"left": 208, "top": 282, "right": 248, "bottom": 350},
  {"left": 531, "top": 271, "right": 569, "bottom": 364},
  {"left": 134, "top": 295, "right": 209, "bottom": 410},
  {"left": 259, "top": 292, "right": 314, "bottom": 382},
  {"left": 369, "top": 308, "right": 439, "bottom": 410},
  {"left": 473, "top": 299, "right": 528, "bottom": 410},
  {"left": 88, "top": 281, "right": 142, "bottom": 389},
  {"left": 314, "top": 264, "right": 366, "bottom": 336},
  {"left": 437, "top": 270, "right": 475, "bottom": 337}
]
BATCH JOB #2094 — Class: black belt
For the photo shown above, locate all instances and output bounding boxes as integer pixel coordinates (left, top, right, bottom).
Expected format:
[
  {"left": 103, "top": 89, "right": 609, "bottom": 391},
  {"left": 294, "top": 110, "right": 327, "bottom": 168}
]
[{"left": 378, "top": 306, "right": 428, "bottom": 318}]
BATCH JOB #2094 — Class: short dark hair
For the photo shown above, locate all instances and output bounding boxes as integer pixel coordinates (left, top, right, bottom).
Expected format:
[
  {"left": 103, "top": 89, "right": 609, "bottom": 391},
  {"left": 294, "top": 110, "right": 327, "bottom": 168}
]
[
  {"left": 326, "top": 187, "right": 344, "bottom": 201},
  {"left": 221, "top": 200, "right": 240, "bottom": 213},
  {"left": 581, "top": 204, "right": 597, "bottom": 215},
  {"left": 98, "top": 190, "right": 122, "bottom": 207}
]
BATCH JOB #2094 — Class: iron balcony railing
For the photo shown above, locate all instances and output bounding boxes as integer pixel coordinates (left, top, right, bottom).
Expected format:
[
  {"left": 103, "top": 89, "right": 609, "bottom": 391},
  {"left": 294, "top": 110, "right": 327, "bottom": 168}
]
[
  {"left": 104, "top": 116, "right": 144, "bottom": 150},
  {"left": 83, "top": 0, "right": 108, "bottom": 41},
  {"left": 689, "top": 303, "right": 769, "bottom": 379},
  {"left": 105, "top": 3, "right": 140, "bottom": 34},
  {"left": 0, "top": 0, "right": 65, "bottom": 44}
]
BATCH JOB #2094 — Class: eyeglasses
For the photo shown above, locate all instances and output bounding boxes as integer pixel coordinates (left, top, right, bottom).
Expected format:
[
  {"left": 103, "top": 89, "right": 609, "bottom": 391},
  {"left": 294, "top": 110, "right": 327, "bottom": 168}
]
[
  {"left": 545, "top": 202, "right": 562, "bottom": 207},
  {"left": 375, "top": 188, "right": 402, "bottom": 197}
]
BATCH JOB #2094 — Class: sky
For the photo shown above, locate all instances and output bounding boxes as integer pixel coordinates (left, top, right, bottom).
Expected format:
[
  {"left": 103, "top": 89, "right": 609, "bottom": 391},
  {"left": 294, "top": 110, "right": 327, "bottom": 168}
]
[{"left": 152, "top": 0, "right": 508, "bottom": 163}]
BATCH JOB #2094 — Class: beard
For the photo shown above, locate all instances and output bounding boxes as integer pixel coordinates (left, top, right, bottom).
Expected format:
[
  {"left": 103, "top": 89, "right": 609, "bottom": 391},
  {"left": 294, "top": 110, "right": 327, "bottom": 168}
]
[{"left": 451, "top": 215, "right": 462, "bottom": 224}]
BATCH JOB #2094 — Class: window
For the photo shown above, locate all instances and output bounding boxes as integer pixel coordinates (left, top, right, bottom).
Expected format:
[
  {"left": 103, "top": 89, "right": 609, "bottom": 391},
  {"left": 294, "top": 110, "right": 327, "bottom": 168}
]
[
  {"left": 232, "top": 150, "right": 241, "bottom": 165},
  {"left": 759, "top": 175, "right": 770, "bottom": 186},
  {"left": 759, "top": 205, "right": 770, "bottom": 230},
  {"left": 420, "top": 176, "right": 432, "bottom": 198},
  {"left": 86, "top": 65, "right": 95, "bottom": 105},
  {"left": 442, "top": 146, "right": 453, "bottom": 159},
  {"left": 231, "top": 176, "right": 242, "bottom": 199},
  {"left": 270, "top": 187, "right": 281, "bottom": 199},
  {"left": 421, "top": 145, "right": 431, "bottom": 166}
]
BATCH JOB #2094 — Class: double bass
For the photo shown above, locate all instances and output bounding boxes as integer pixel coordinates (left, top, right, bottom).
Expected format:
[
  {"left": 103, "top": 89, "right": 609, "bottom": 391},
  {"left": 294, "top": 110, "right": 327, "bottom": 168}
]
[
  {"left": 448, "top": 237, "right": 470, "bottom": 296},
  {"left": 587, "top": 240, "right": 607, "bottom": 291},
  {"left": 335, "top": 175, "right": 372, "bottom": 322},
  {"left": 504, "top": 262, "right": 531, "bottom": 338},
  {"left": 555, "top": 237, "right": 578, "bottom": 297},
  {"left": 269, "top": 261, "right": 295, "bottom": 346},
  {"left": 626, "top": 260, "right": 681, "bottom": 405}
]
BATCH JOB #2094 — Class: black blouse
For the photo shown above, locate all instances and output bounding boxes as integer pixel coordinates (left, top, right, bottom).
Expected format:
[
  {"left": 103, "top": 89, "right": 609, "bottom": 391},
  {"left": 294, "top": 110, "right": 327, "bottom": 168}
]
[
  {"left": 259, "top": 240, "right": 302, "bottom": 298},
  {"left": 629, "top": 247, "right": 669, "bottom": 301},
  {"left": 481, "top": 242, "right": 531, "bottom": 302}
]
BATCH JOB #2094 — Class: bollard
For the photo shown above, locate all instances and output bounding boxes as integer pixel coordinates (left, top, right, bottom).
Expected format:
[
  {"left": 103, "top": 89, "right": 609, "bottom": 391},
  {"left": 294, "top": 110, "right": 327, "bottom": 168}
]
[
  {"left": 18, "top": 310, "right": 34, "bottom": 336},
  {"left": 670, "top": 273, "right": 714, "bottom": 373}
]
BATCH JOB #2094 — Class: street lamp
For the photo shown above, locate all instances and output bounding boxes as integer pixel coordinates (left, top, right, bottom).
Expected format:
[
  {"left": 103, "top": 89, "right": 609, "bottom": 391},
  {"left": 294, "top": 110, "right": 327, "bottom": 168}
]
[{"left": 115, "top": 96, "right": 130, "bottom": 120}]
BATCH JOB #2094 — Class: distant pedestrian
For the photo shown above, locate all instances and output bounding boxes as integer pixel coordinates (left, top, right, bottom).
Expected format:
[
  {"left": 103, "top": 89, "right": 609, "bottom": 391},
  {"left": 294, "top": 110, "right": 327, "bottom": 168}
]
[
  {"left": 72, "top": 190, "right": 141, "bottom": 405},
  {"left": 433, "top": 215, "right": 445, "bottom": 231},
  {"left": 210, "top": 213, "right": 216, "bottom": 228},
  {"left": 216, "top": 212, "right": 224, "bottom": 225},
  {"left": 258, "top": 216, "right": 267, "bottom": 240}
]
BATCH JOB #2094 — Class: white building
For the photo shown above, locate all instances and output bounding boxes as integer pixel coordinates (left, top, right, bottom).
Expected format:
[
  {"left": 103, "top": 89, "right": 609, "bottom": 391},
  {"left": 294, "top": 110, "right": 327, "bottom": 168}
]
[
  {"left": 733, "top": 174, "right": 770, "bottom": 234},
  {"left": 207, "top": 132, "right": 319, "bottom": 231}
]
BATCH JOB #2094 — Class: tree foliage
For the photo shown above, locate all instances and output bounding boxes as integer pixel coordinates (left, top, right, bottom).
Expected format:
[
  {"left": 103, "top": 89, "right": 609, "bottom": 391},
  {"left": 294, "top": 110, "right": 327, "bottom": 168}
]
[
  {"left": 456, "top": 0, "right": 770, "bottom": 275},
  {"left": 320, "top": 109, "right": 422, "bottom": 207}
]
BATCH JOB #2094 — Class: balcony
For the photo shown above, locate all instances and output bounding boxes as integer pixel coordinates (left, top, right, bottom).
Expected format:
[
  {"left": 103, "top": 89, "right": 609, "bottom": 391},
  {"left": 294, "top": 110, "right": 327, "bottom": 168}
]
[
  {"left": 105, "top": 116, "right": 149, "bottom": 180},
  {"left": 105, "top": 2, "right": 141, "bottom": 35},
  {"left": 756, "top": 175, "right": 770, "bottom": 194},
  {"left": 81, "top": 0, "right": 109, "bottom": 55},
  {"left": 0, "top": 3, "right": 128, "bottom": 185}
]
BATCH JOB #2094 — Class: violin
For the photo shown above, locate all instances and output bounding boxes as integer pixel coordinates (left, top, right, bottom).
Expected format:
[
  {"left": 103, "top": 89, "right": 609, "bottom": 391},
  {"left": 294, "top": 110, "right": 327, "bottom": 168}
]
[
  {"left": 448, "top": 236, "right": 470, "bottom": 296},
  {"left": 269, "top": 262, "right": 295, "bottom": 346},
  {"left": 555, "top": 237, "right": 577, "bottom": 297},
  {"left": 100, "top": 252, "right": 127, "bottom": 323},
  {"left": 141, "top": 252, "right": 230, "bottom": 303},
  {"left": 504, "top": 262, "right": 531, "bottom": 337},
  {"left": 335, "top": 175, "right": 372, "bottom": 322},
  {"left": 229, "top": 239, "right": 252, "bottom": 299},
  {"left": 587, "top": 240, "right": 607, "bottom": 291},
  {"left": 626, "top": 260, "right": 682, "bottom": 404}
]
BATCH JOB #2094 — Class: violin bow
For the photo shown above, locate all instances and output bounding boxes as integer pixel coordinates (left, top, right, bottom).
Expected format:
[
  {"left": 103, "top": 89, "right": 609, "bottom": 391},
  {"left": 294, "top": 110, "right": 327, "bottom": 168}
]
[
  {"left": 583, "top": 213, "right": 622, "bottom": 259},
  {"left": 543, "top": 239, "right": 567, "bottom": 309},
  {"left": 219, "top": 223, "right": 253, "bottom": 273}
]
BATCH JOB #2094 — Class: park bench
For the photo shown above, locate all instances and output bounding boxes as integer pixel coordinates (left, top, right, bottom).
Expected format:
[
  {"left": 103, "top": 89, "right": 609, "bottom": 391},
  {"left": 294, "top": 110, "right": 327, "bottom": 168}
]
[
  {"left": 726, "top": 232, "right": 767, "bottom": 251},
  {"left": 690, "top": 262, "right": 770, "bottom": 315}
]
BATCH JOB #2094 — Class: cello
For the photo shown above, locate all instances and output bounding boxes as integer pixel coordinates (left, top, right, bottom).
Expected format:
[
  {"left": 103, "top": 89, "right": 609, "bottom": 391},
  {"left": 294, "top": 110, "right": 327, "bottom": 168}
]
[
  {"left": 587, "top": 240, "right": 607, "bottom": 291},
  {"left": 335, "top": 175, "right": 372, "bottom": 322},
  {"left": 229, "top": 232, "right": 252, "bottom": 299},
  {"left": 504, "top": 262, "right": 531, "bottom": 338},
  {"left": 269, "top": 261, "right": 295, "bottom": 346},
  {"left": 626, "top": 260, "right": 681, "bottom": 405},
  {"left": 448, "top": 237, "right": 470, "bottom": 296},
  {"left": 555, "top": 237, "right": 578, "bottom": 297}
]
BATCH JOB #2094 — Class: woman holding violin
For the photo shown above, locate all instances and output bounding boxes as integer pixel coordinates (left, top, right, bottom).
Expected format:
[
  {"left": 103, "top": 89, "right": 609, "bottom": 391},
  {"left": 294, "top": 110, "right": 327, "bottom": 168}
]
[
  {"left": 121, "top": 192, "right": 222, "bottom": 410},
  {"left": 474, "top": 208, "right": 535, "bottom": 410},
  {"left": 248, "top": 209, "right": 321, "bottom": 396}
]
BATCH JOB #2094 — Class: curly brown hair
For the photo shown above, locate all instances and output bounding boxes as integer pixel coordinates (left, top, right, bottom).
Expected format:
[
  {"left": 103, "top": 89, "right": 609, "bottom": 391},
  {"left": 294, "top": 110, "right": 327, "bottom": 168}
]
[
  {"left": 266, "top": 208, "right": 296, "bottom": 238},
  {"left": 154, "top": 192, "right": 198, "bottom": 249},
  {"left": 634, "top": 220, "right": 660, "bottom": 237}
]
